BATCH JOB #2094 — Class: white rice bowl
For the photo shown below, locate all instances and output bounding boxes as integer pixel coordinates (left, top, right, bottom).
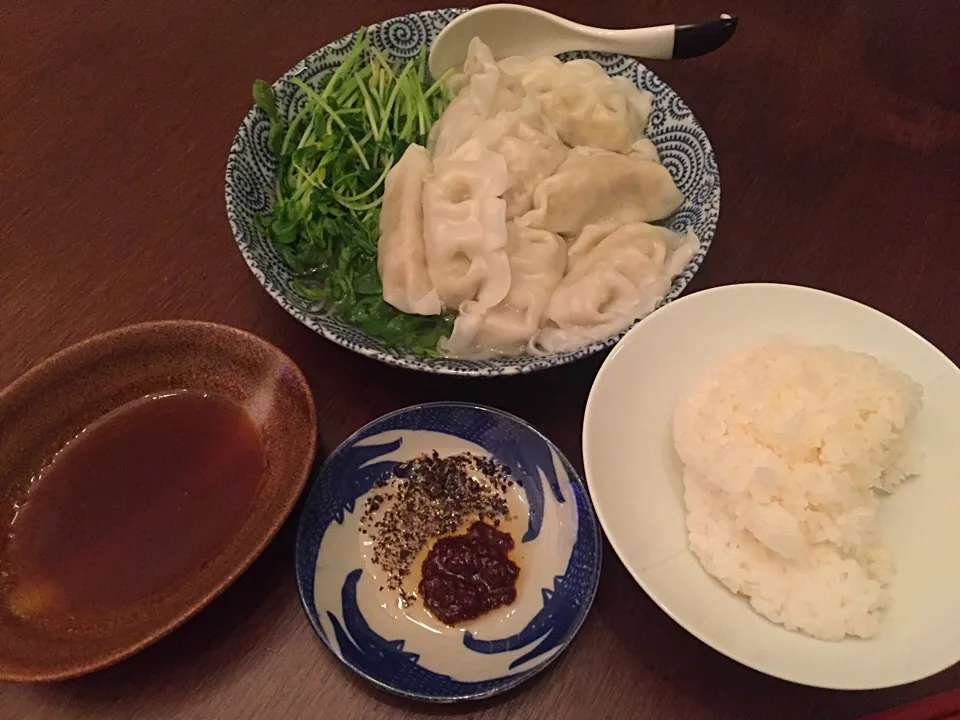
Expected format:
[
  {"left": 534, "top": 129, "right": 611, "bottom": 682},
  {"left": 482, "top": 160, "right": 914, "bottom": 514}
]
[{"left": 583, "top": 284, "right": 960, "bottom": 689}]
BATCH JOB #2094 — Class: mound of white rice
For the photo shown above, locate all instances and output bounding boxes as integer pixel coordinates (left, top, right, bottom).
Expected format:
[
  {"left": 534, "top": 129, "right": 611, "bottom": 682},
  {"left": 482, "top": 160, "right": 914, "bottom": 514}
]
[{"left": 673, "top": 338, "right": 923, "bottom": 640}]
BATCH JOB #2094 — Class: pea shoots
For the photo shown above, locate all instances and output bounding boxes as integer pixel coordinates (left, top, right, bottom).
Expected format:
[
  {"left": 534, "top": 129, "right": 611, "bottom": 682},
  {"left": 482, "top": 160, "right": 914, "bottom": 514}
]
[{"left": 252, "top": 28, "right": 455, "bottom": 355}]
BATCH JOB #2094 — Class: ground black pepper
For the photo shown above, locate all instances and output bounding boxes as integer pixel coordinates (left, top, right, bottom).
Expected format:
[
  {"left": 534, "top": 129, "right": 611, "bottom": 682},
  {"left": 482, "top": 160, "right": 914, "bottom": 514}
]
[{"left": 359, "top": 451, "right": 514, "bottom": 607}]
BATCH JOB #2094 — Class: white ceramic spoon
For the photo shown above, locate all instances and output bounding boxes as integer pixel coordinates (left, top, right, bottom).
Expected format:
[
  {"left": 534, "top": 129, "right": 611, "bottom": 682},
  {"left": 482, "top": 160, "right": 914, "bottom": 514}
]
[{"left": 429, "top": 4, "right": 738, "bottom": 78}]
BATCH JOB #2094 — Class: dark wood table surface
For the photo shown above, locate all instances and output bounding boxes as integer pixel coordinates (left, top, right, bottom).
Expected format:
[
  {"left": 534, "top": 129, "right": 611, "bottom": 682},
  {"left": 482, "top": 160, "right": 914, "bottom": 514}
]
[{"left": 3, "top": 0, "right": 959, "bottom": 717}]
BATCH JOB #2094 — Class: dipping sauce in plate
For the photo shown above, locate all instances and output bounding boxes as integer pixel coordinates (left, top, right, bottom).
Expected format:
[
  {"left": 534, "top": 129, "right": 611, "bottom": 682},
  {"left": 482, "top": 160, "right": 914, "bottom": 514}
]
[
  {"left": 419, "top": 520, "right": 520, "bottom": 626},
  {"left": 3, "top": 390, "right": 265, "bottom": 624},
  {"left": 357, "top": 450, "right": 525, "bottom": 628}
]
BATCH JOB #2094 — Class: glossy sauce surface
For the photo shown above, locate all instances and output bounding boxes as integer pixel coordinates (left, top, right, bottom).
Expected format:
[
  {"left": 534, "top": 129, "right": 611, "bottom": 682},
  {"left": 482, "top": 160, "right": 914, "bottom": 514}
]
[
  {"left": 418, "top": 520, "right": 520, "bottom": 626},
  {"left": 3, "top": 391, "right": 266, "bottom": 622}
]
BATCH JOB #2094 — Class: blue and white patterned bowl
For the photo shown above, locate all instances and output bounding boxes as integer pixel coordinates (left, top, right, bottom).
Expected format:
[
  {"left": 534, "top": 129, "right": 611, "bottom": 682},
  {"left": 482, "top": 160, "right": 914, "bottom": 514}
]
[
  {"left": 225, "top": 9, "right": 720, "bottom": 376},
  {"left": 294, "top": 403, "right": 602, "bottom": 702}
]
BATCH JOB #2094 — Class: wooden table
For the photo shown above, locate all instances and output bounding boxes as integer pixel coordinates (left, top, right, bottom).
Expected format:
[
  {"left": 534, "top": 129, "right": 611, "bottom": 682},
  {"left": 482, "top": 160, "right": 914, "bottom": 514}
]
[{"left": 3, "top": 0, "right": 959, "bottom": 717}]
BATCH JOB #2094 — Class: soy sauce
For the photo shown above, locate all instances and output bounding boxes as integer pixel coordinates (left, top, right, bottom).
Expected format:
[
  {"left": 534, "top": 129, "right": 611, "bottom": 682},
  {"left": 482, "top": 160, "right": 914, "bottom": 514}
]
[{"left": 4, "top": 391, "right": 265, "bottom": 621}]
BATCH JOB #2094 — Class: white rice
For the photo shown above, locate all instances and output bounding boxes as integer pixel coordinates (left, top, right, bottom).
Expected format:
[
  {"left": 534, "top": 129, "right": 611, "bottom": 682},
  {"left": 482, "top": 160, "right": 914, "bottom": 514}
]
[{"left": 672, "top": 338, "right": 923, "bottom": 640}]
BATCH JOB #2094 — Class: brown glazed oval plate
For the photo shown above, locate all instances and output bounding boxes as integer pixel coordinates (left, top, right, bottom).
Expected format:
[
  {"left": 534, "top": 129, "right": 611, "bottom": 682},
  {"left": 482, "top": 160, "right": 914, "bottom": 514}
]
[{"left": 0, "top": 321, "right": 317, "bottom": 681}]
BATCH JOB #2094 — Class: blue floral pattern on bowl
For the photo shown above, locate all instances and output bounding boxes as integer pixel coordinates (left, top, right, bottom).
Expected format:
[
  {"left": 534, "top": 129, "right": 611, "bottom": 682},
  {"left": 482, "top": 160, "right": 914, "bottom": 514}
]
[
  {"left": 294, "top": 403, "right": 602, "bottom": 702},
  {"left": 225, "top": 9, "right": 720, "bottom": 375}
]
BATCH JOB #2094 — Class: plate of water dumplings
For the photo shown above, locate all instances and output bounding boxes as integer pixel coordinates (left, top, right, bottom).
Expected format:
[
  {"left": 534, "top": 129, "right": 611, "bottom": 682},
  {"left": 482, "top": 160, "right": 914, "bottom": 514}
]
[{"left": 226, "top": 9, "right": 720, "bottom": 375}]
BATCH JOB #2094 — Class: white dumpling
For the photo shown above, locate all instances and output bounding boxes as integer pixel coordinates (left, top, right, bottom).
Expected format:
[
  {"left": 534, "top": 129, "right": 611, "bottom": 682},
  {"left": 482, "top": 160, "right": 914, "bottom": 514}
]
[
  {"left": 467, "top": 99, "right": 568, "bottom": 218},
  {"left": 442, "top": 223, "right": 566, "bottom": 357},
  {"left": 627, "top": 137, "right": 661, "bottom": 163},
  {"left": 536, "top": 222, "right": 698, "bottom": 353},
  {"left": 430, "top": 38, "right": 524, "bottom": 159},
  {"left": 377, "top": 144, "right": 441, "bottom": 316},
  {"left": 499, "top": 53, "right": 653, "bottom": 152},
  {"left": 423, "top": 138, "right": 512, "bottom": 312},
  {"left": 519, "top": 147, "right": 684, "bottom": 235},
  {"left": 540, "top": 63, "right": 652, "bottom": 153},
  {"left": 497, "top": 122, "right": 567, "bottom": 218}
]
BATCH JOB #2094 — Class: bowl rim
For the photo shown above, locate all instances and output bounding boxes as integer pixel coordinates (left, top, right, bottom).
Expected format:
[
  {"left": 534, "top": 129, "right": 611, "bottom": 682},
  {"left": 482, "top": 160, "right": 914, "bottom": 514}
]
[
  {"left": 224, "top": 7, "right": 720, "bottom": 377},
  {"left": 294, "top": 400, "right": 603, "bottom": 702},
  {"left": 0, "top": 319, "right": 318, "bottom": 682},
  {"left": 582, "top": 282, "right": 960, "bottom": 690}
]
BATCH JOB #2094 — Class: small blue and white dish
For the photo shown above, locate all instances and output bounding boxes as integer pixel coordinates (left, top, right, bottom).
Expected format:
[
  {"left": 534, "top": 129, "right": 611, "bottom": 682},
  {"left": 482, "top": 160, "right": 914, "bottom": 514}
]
[
  {"left": 294, "top": 402, "right": 602, "bottom": 702},
  {"left": 226, "top": 9, "right": 720, "bottom": 376}
]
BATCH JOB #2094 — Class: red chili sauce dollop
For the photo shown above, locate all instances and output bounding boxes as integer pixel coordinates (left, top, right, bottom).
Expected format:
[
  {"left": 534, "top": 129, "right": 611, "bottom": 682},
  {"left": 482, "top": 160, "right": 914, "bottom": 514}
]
[{"left": 418, "top": 520, "right": 520, "bottom": 626}]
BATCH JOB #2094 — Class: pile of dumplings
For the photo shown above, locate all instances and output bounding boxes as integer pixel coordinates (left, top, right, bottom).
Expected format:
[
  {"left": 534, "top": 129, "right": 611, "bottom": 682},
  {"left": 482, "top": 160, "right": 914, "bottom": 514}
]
[{"left": 377, "top": 38, "right": 698, "bottom": 358}]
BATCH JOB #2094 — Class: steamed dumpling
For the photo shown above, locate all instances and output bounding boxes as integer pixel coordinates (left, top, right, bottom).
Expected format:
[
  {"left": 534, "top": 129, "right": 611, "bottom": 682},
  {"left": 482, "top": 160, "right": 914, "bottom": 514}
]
[
  {"left": 436, "top": 41, "right": 568, "bottom": 217},
  {"left": 499, "top": 53, "right": 653, "bottom": 152},
  {"left": 496, "top": 120, "right": 568, "bottom": 218},
  {"left": 468, "top": 99, "right": 568, "bottom": 218},
  {"left": 536, "top": 222, "right": 698, "bottom": 353},
  {"left": 442, "top": 223, "right": 566, "bottom": 357},
  {"left": 496, "top": 55, "right": 562, "bottom": 95},
  {"left": 519, "top": 147, "right": 684, "bottom": 235},
  {"left": 423, "top": 138, "right": 512, "bottom": 312},
  {"left": 429, "top": 38, "right": 524, "bottom": 159},
  {"left": 377, "top": 144, "right": 441, "bottom": 315},
  {"left": 627, "top": 137, "right": 661, "bottom": 163}
]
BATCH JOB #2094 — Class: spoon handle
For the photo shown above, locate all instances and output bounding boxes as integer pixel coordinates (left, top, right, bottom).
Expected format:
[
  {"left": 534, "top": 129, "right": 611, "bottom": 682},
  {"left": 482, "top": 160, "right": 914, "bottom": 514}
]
[
  {"left": 582, "top": 15, "right": 738, "bottom": 60},
  {"left": 674, "top": 15, "right": 739, "bottom": 59}
]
